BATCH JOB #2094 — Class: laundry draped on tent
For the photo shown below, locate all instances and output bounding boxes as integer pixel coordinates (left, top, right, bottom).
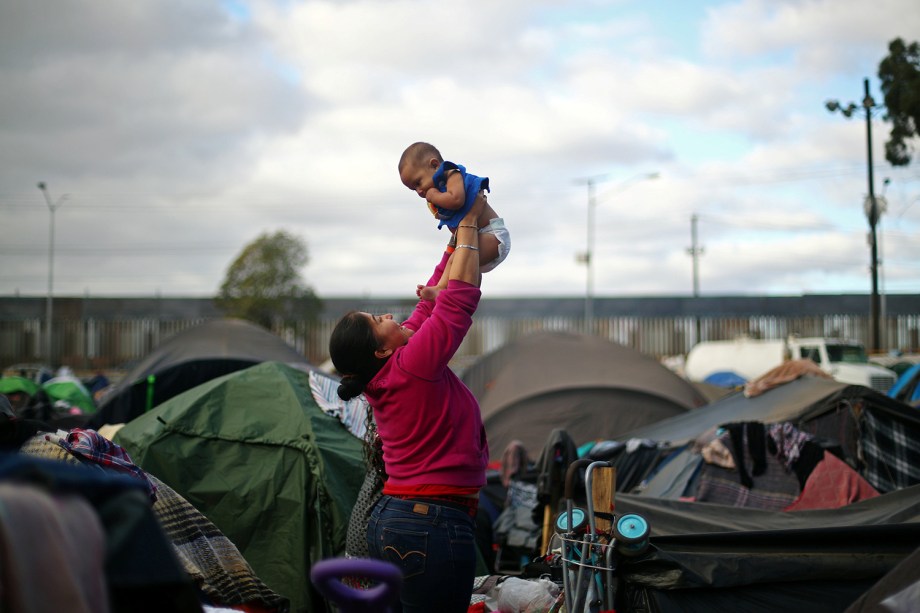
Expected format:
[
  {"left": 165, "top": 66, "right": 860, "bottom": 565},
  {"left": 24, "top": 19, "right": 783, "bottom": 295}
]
[
  {"left": 461, "top": 331, "right": 708, "bottom": 459},
  {"left": 88, "top": 318, "right": 315, "bottom": 428},
  {"left": 532, "top": 372, "right": 920, "bottom": 611},
  {"left": 113, "top": 360, "right": 366, "bottom": 613}
]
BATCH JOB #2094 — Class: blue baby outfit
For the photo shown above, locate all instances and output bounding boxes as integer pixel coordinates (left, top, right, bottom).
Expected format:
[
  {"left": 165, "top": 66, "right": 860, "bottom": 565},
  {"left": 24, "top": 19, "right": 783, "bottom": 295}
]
[{"left": 431, "top": 161, "right": 489, "bottom": 230}]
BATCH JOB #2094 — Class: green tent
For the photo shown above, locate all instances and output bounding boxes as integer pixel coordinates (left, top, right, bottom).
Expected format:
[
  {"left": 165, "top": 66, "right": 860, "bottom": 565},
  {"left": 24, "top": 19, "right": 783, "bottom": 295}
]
[
  {"left": 114, "top": 361, "right": 366, "bottom": 613},
  {"left": 42, "top": 376, "right": 97, "bottom": 414},
  {"left": 0, "top": 375, "right": 39, "bottom": 397}
]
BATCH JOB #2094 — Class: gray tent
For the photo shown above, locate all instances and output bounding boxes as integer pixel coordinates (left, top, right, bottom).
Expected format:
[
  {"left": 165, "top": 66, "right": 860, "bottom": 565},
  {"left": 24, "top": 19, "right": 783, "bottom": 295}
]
[
  {"left": 577, "top": 377, "right": 920, "bottom": 611},
  {"left": 89, "top": 318, "right": 314, "bottom": 428},
  {"left": 613, "top": 485, "right": 920, "bottom": 612},
  {"left": 616, "top": 375, "right": 903, "bottom": 446},
  {"left": 461, "top": 331, "right": 708, "bottom": 459}
]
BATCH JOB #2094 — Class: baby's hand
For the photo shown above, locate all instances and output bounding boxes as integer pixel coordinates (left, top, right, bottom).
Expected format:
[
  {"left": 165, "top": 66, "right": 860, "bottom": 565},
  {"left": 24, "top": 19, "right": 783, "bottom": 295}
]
[{"left": 416, "top": 284, "right": 425, "bottom": 298}]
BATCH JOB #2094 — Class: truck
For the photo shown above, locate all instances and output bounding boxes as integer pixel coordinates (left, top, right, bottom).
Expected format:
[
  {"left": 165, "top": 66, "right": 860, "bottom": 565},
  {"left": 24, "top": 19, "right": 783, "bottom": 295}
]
[{"left": 684, "top": 336, "right": 898, "bottom": 393}]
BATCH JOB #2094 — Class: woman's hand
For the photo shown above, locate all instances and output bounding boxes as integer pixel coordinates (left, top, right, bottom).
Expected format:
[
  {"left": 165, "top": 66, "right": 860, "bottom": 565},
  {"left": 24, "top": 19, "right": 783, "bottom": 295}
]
[{"left": 460, "top": 192, "right": 486, "bottom": 227}]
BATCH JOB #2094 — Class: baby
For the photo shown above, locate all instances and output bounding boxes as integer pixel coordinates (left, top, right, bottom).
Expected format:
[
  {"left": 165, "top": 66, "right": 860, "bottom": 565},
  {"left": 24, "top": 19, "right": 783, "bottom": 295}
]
[{"left": 398, "top": 142, "right": 511, "bottom": 301}]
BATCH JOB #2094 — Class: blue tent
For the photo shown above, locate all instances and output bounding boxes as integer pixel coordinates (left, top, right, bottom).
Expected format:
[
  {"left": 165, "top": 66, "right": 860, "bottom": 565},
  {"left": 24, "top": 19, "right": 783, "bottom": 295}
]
[{"left": 703, "top": 371, "right": 747, "bottom": 388}]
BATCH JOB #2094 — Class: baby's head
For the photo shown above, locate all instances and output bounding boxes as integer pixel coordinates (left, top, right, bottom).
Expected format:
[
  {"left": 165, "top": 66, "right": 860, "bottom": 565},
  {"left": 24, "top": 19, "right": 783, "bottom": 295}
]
[{"left": 398, "top": 142, "right": 443, "bottom": 198}]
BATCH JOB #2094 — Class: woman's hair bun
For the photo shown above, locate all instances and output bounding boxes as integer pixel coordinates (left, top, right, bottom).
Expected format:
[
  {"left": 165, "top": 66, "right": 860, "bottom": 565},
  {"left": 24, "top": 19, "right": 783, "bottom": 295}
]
[{"left": 337, "top": 374, "right": 365, "bottom": 401}]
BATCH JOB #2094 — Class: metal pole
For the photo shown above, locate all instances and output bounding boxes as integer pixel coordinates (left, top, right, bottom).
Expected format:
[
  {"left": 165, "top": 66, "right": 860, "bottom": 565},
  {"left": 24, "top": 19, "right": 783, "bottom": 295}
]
[
  {"left": 863, "top": 78, "right": 881, "bottom": 353},
  {"left": 688, "top": 213, "right": 703, "bottom": 345},
  {"left": 576, "top": 172, "right": 659, "bottom": 336},
  {"left": 689, "top": 214, "right": 701, "bottom": 297},
  {"left": 37, "top": 182, "right": 66, "bottom": 366},
  {"left": 585, "top": 178, "right": 597, "bottom": 331}
]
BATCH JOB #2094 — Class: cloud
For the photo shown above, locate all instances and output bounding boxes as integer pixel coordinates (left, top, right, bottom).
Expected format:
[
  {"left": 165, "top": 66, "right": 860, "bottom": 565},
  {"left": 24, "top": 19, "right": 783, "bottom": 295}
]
[{"left": 0, "top": 0, "right": 917, "bottom": 299}]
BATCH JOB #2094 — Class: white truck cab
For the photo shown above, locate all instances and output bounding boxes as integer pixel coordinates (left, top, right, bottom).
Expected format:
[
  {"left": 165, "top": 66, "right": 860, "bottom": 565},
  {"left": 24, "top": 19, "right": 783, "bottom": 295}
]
[
  {"left": 787, "top": 337, "right": 897, "bottom": 393},
  {"left": 685, "top": 336, "right": 898, "bottom": 393}
]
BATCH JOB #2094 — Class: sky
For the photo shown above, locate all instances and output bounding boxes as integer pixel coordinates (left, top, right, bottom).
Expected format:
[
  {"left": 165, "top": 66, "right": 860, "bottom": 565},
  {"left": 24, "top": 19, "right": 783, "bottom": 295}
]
[{"left": 1, "top": 0, "right": 919, "bottom": 301}]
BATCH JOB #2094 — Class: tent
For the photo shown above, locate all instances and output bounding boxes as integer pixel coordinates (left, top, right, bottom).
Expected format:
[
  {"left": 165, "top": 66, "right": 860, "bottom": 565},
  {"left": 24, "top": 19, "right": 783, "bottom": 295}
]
[
  {"left": 88, "top": 318, "right": 314, "bottom": 428},
  {"left": 42, "top": 374, "right": 97, "bottom": 414},
  {"left": 615, "top": 375, "right": 913, "bottom": 448},
  {"left": 702, "top": 370, "right": 746, "bottom": 388},
  {"left": 611, "top": 485, "right": 920, "bottom": 612},
  {"left": 460, "top": 331, "right": 708, "bottom": 459},
  {"left": 526, "top": 376, "right": 920, "bottom": 611},
  {"left": 889, "top": 362, "right": 920, "bottom": 406},
  {"left": 0, "top": 375, "right": 39, "bottom": 413},
  {"left": 113, "top": 360, "right": 366, "bottom": 613}
]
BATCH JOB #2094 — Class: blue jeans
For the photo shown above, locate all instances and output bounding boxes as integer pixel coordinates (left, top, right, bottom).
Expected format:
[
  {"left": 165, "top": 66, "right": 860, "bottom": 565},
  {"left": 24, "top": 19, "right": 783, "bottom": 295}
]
[{"left": 367, "top": 495, "right": 477, "bottom": 613}]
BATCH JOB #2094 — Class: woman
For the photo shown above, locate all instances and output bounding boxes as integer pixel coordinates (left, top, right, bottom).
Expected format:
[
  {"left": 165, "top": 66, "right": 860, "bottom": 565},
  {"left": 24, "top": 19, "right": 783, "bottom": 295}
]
[{"left": 329, "top": 197, "right": 488, "bottom": 612}]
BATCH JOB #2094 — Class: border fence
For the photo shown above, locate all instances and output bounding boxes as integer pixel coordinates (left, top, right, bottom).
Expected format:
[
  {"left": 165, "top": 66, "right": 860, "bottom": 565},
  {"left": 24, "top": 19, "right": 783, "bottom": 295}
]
[{"left": 2, "top": 295, "right": 918, "bottom": 372}]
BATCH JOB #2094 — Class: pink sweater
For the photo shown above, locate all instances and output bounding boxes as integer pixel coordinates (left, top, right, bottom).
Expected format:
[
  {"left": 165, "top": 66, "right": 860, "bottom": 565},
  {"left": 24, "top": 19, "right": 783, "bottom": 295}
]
[{"left": 364, "top": 253, "right": 489, "bottom": 489}]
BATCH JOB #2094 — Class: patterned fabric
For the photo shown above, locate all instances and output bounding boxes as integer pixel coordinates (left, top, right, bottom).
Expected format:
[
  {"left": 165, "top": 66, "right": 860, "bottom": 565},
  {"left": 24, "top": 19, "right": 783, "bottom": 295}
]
[
  {"left": 767, "top": 422, "right": 814, "bottom": 471},
  {"left": 19, "top": 435, "right": 289, "bottom": 612},
  {"left": 43, "top": 428, "right": 158, "bottom": 502},
  {"left": 150, "top": 474, "right": 288, "bottom": 611},
  {"left": 345, "top": 469, "right": 383, "bottom": 560},
  {"left": 695, "top": 426, "right": 800, "bottom": 510},
  {"left": 309, "top": 371, "right": 369, "bottom": 440},
  {"left": 784, "top": 451, "right": 879, "bottom": 511},
  {"left": 861, "top": 409, "right": 920, "bottom": 493}
]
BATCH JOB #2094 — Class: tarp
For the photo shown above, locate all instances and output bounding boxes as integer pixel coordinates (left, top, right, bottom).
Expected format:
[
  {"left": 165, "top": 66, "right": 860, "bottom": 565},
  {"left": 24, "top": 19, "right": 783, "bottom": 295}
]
[
  {"left": 702, "top": 371, "right": 747, "bottom": 388},
  {"left": 461, "top": 331, "right": 708, "bottom": 458},
  {"left": 113, "top": 361, "right": 365, "bottom": 613},
  {"left": 890, "top": 362, "right": 920, "bottom": 406},
  {"left": 612, "top": 486, "right": 920, "bottom": 612},
  {"left": 570, "top": 375, "right": 920, "bottom": 610},
  {"left": 616, "top": 376, "right": 917, "bottom": 446},
  {"left": 89, "top": 318, "right": 314, "bottom": 428}
]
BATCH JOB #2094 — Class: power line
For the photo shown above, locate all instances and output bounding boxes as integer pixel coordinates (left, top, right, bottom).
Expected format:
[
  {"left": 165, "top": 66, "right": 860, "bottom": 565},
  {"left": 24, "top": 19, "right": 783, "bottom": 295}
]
[{"left": 0, "top": 244, "right": 240, "bottom": 255}]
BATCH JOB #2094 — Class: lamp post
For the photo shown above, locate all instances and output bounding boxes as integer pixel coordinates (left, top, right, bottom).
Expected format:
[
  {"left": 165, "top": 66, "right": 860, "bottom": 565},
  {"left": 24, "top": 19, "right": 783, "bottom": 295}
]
[
  {"left": 576, "top": 171, "right": 659, "bottom": 333},
  {"left": 37, "top": 182, "right": 68, "bottom": 365},
  {"left": 825, "top": 77, "right": 882, "bottom": 352}
]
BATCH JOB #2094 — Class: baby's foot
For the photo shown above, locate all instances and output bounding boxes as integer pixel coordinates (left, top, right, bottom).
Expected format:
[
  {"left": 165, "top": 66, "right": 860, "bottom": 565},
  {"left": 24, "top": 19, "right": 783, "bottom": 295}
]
[{"left": 419, "top": 285, "right": 443, "bottom": 302}]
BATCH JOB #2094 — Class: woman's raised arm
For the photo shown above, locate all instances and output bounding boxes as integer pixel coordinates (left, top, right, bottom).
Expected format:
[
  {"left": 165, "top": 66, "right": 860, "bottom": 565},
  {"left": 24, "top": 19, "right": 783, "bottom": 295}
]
[{"left": 449, "top": 194, "right": 486, "bottom": 286}]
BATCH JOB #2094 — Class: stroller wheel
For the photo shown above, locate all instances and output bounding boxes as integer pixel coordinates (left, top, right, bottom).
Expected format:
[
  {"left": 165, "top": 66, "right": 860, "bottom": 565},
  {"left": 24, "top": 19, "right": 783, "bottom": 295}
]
[
  {"left": 614, "top": 513, "right": 650, "bottom": 556},
  {"left": 554, "top": 508, "right": 588, "bottom": 534}
]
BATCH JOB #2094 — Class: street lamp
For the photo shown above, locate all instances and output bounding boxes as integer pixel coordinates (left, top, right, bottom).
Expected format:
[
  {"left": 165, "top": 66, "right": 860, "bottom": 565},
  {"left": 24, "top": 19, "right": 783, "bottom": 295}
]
[
  {"left": 575, "top": 171, "right": 659, "bottom": 333},
  {"left": 37, "top": 182, "right": 68, "bottom": 365},
  {"left": 826, "top": 77, "right": 882, "bottom": 352}
]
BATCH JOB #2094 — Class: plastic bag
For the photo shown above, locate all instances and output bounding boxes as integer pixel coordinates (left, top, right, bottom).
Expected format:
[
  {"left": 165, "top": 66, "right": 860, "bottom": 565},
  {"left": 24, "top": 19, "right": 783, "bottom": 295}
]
[{"left": 495, "top": 577, "right": 559, "bottom": 613}]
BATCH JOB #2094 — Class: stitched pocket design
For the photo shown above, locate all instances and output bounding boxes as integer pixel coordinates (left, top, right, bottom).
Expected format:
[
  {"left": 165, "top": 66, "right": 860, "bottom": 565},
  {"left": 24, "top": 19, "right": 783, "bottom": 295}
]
[{"left": 381, "top": 527, "right": 428, "bottom": 579}]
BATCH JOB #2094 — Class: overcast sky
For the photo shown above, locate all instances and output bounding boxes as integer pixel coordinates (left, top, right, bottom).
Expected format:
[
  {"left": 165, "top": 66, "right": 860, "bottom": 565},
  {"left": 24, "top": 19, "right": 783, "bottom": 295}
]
[{"left": 1, "top": 0, "right": 918, "bottom": 301}]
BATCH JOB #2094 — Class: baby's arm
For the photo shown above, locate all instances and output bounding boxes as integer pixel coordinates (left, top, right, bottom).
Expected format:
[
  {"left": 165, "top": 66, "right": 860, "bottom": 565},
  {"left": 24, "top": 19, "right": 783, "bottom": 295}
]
[{"left": 425, "top": 169, "right": 466, "bottom": 211}]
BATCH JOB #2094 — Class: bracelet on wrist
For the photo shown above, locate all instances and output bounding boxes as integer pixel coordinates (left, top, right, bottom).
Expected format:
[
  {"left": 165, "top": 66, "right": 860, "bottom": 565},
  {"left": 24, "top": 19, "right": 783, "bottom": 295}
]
[
  {"left": 456, "top": 244, "right": 479, "bottom": 251},
  {"left": 458, "top": 224, "right": 479, "bottom": 230}
]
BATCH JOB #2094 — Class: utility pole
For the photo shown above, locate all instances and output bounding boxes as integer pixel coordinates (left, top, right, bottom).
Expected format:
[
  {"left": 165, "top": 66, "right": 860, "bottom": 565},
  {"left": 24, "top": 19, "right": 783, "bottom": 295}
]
[
  {"left": 37, "top": 182, "right": 68, "bottom": 366},
  {"left": 687, "top": 213, "right": 704, "bottom": 345},
  {"left": 687, "top": 214, "right": 704, "bottom": 297},
  {"left": 575, "top": 172, "right": 659, "bottom": 335},
  {"left": 580, "top": 174, "right": 604, "bottom": 332},
  {"left": 825, "top": 78, "right": 882, "bottom": 353}
]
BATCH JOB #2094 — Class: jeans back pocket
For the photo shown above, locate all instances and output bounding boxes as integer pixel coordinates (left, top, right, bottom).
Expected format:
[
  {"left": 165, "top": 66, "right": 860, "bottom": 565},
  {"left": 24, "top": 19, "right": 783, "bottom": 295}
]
[{"left": 380, "top": 527, "right": 428, "bottom": 579}]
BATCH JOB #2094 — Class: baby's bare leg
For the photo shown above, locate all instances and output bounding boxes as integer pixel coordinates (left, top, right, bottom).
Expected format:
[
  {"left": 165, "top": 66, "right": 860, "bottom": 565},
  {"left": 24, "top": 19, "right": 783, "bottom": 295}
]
[{"left": 478, "top": 232, "right": 500, "bottom": 269}]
